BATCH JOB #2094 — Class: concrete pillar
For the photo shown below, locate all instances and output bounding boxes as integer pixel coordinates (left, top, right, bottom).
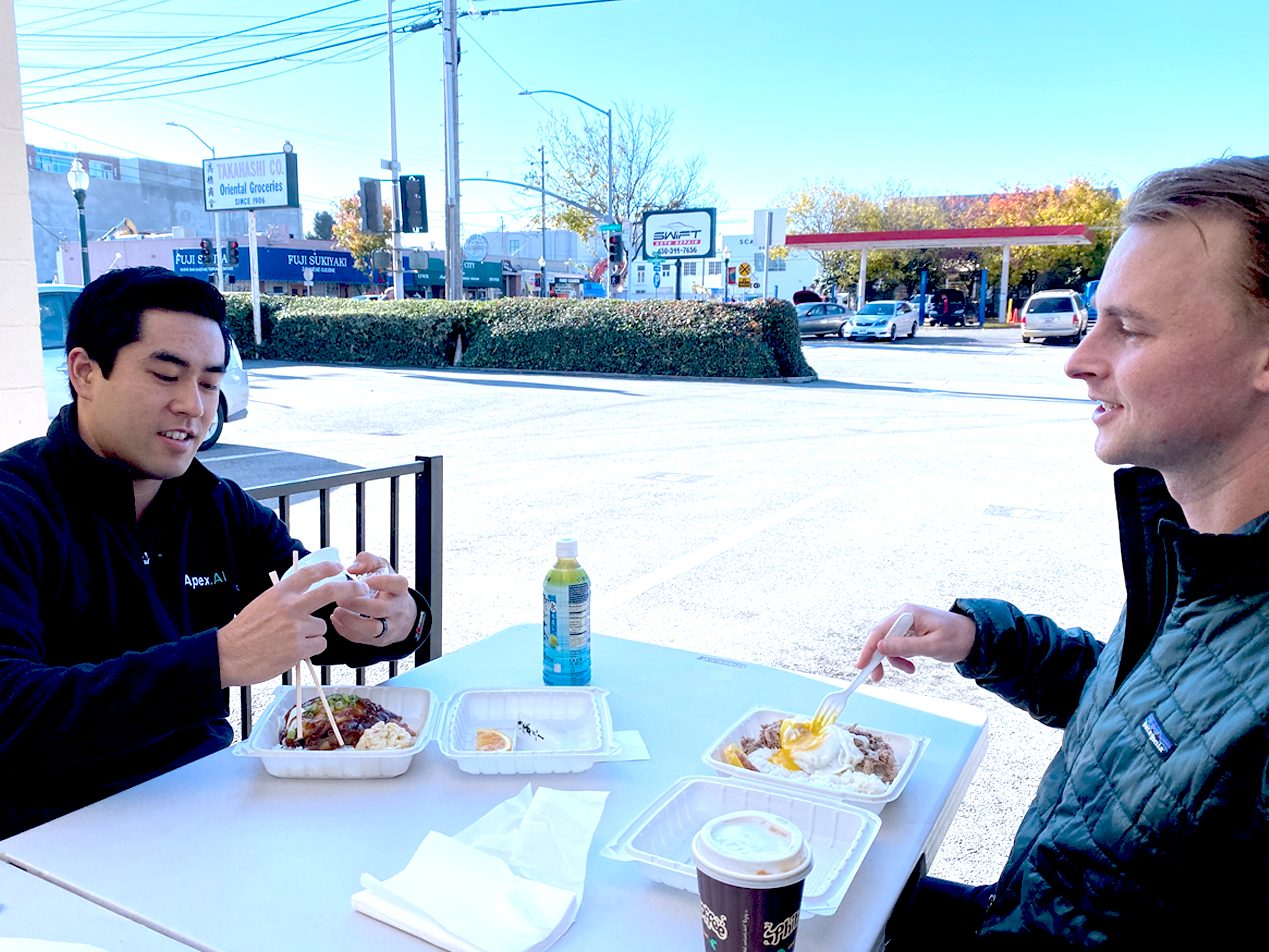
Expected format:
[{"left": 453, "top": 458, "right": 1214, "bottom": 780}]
[
  {"left": 856, "top": 247, "right": 868, "bottom": 308},
  {"left": 998, "top": 244, "right": 1012, "bottom": 323},
  {"left": 0, "top": 4, "right": 45, "bottom": 449}
]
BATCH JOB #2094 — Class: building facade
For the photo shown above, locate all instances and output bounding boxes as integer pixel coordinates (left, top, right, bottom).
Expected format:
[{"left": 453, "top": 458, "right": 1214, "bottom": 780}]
[{"left": 28, "top": 144, "right": 303, "bottom": 284}]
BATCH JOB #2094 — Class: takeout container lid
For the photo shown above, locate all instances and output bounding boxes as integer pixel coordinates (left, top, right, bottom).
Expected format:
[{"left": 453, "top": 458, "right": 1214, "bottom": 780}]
[
  {"left": 700, "top": 706, "right": 928, "bottom": 812},
  {"left": 437, "top": 687, "right": 620, "bottom": 774},
  {"left": 234, "top": 684, "right": 436, "bottom": 779},
  {"left": 601, "top": 775, "right": 880, "bottom": 918}
]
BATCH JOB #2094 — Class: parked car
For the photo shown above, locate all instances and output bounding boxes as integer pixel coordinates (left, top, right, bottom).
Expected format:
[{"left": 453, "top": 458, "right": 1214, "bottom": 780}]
[
  {"left": 849, "top": 300, "right": 918, "bottom": 341},
  {"left": 1020, "top": 289, "right": 1089, "bottom": 344},
  {"left": 910, "top": 293, "right": 934, "bottom": 321},
  {"left": 1083, "top": 279, "right": 1100, "bottom": 326},
  {"left": 796, "top": 301, "right": 855, "bottom": 338},
  {"left": 39, "top": 283, "right": 249, "bottom": 450},
  {"left": 927, "top": 289, "right": 969, "bottom": 326}
]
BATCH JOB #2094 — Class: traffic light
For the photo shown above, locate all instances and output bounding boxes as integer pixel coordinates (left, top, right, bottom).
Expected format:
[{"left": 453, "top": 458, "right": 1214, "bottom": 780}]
[
  {"left": 225, "top": 240, "right": 240, "bottom": 266},
  {"left": 607, "top": 234, "right": 623, "bottom": 267},
  {"left": 199, "top": 239, "right": 213, "bottom": 265},
  {"left": 400, "top": 174, "right": 428, "bottom": 233},
  {"left": 359, "top": 177, "right": 382, "bottom": 233}
]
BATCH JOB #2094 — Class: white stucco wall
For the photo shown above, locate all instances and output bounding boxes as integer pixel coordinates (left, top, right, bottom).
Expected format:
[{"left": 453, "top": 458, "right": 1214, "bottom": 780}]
[{"left": 0, "top": 2, "right": 44, "bottom": 450}]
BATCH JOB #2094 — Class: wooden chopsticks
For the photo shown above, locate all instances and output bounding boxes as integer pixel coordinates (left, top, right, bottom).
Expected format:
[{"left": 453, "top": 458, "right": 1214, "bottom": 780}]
[{"left": 271, "top": 552, "right": 346, "bottom": 749}]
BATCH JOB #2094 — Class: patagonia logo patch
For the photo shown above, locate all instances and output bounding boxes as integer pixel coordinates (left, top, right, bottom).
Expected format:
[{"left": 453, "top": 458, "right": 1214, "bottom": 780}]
[{"left": 1141, "top": 712, "right": 1175, "bottom": 759}]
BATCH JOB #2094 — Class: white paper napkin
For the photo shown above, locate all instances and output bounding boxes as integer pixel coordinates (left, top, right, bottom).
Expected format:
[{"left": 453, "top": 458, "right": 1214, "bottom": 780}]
[{"left": 352, "top": 784, "right": 609, "bottom": 952}]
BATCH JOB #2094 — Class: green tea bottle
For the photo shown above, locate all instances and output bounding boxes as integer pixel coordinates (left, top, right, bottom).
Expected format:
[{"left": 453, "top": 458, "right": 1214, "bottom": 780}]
[{"left": 543, "top": 538, "right": 591, "bottom": 685}]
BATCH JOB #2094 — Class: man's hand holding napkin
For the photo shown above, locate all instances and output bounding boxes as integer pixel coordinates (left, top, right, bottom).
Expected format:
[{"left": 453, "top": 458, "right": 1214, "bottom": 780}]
[{"left": 352, "top": 785, "right": 608, "bottom": 952}]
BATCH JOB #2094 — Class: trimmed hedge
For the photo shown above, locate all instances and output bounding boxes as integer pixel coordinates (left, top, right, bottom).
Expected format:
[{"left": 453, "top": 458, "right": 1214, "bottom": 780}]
[{"left": 224, "top": 293, "right": 815, "bottom": 379}]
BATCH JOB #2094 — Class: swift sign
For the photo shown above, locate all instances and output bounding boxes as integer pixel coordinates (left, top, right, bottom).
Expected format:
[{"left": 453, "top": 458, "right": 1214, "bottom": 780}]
[
  {"left": 642, "top": 207, "right": 716, "bottom": 259},
  {"left": 203, "top": 151, "right": 300, "bottom": 212}
]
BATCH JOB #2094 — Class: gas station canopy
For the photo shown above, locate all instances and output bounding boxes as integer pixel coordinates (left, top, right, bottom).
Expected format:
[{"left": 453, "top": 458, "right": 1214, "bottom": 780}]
[
  {"left": 784, "top": 224, "right": 1094, "bottom": 321},
  {"left": 785, "top": 224, "right": 1093, "bottom": 252}
]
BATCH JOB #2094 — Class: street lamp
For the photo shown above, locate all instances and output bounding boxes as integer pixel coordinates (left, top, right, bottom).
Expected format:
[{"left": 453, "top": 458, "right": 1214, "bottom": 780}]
[
  {"left": 66, "top": 158, "right": 90, "bottom": 285},
  {"left": 519, "top": 88, "right": 613, "bottom": 297},
  {"left": 166, "top": 121, "right": 223, "bottom": 291}
]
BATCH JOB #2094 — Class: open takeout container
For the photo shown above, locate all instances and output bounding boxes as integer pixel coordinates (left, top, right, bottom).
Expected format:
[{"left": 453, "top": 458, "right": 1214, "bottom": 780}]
[
  {"left": 602, "top": 775, "right": 881, "bottom": 918},
  {"left": 234, "top": 684, "right": 435, "bottom": 779},
  {"left": 701, "top": 706, "right": 928, "bottom": 812},
  {"left": 436, "top": 687, "right": 620, "bottom": 774}
]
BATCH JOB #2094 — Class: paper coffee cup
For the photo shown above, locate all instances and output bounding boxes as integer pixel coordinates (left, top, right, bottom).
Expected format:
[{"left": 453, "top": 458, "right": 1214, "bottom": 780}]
[{"left": 691, "top": 810, "right": 812, "bottom": 952}]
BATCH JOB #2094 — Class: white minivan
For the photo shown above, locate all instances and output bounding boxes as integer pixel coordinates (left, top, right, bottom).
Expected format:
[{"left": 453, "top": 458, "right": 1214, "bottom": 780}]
[
  {"left": 40, "top": 284, "right": 249, "bottom": 450},
  {"left": 1020, "top": 289, "right": 1088, "bottom": 344}
]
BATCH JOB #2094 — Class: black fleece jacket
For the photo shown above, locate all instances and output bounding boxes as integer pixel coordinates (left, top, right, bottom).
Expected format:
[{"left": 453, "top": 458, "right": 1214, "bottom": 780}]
[{"left": 0, "top": 407, "right": 423, "bottom": 837}]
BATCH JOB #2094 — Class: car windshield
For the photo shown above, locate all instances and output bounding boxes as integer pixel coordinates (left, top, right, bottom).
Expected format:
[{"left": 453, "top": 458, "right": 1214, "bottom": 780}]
[
  {"left": 857, "top": 303, "right": 895, "bottom": 316},
  {"left": 1028, "top": 297, "right": 1075, "bottom": 314}
]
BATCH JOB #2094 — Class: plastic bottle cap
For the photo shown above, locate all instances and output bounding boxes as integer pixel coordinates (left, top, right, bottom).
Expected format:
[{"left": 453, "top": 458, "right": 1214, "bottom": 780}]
[{"left": 556, "top": 538, "right": 578, "bottom": 559}]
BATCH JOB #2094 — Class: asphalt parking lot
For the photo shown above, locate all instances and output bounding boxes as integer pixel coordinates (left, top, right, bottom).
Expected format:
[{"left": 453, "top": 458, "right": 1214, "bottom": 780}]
[{"left": 203, "top": 324, "right": 1121, "bottom": 888}]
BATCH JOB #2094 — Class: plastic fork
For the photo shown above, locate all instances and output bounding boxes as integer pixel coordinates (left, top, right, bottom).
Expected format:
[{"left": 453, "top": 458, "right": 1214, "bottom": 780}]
[{"left": 809, "top": 612, "right": 915, "bottom": 734}]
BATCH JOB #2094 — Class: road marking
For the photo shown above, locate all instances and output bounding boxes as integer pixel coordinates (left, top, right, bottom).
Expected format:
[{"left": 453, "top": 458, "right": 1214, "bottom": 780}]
[
  {"left": 202, "top": 449, "right": 283, "bottom": 462},
  {"left": 596, "top": 486, "right": 845, "bottom": 611}
]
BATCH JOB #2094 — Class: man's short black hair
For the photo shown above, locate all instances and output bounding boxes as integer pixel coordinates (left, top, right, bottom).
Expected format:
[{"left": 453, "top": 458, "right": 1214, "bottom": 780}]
[{"left": 65, "top": 267, "right": 230, "bottom": 385}]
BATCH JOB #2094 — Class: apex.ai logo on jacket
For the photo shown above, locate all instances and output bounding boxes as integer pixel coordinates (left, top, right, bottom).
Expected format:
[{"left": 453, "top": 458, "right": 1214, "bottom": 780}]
[{"left": 185, "top": 570, "right": 229, "bottom": 591}]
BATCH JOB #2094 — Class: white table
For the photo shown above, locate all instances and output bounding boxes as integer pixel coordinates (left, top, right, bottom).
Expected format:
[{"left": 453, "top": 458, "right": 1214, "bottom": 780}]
[
  {"left": 0, "top": 860, "right": 195, "bottom": 950},
  {"left": 0, "top": 628, "right": 987, "bottom": 952}
]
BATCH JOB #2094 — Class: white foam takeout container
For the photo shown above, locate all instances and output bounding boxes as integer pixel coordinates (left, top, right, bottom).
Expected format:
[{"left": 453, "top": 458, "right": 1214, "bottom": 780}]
[
  {"left": 701, "top": 706, "right": 929, "bottom": 812},
  {"left": 601, "top": 775, "right": 881, "bottom": 918},
  {"left": 437, "top": 687, "right": 620, "bottom": 775},
  {"left": 234, "top": 684, "right": 435, "bottom": 779}
]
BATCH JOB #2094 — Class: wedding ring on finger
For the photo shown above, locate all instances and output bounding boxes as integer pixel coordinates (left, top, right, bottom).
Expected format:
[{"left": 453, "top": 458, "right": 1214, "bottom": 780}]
[{"left": 375, "top": 617, "right": 388, "bottom": 639}]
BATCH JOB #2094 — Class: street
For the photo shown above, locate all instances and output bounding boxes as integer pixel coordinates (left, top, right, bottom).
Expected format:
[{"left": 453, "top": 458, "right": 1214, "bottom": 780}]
[{"left": 202, "top": 325, "right": 1120, "bottom": 888}]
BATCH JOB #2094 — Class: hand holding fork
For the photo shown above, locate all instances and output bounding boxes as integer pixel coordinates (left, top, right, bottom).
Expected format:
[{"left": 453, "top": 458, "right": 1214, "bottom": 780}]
[{"left": 809, "top": 612, "right": 915, "bottom": 735}]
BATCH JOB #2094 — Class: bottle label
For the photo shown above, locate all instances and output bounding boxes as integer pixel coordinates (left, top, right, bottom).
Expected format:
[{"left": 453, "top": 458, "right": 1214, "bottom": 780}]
[{"left": 543, "top": 579, "right": 590, "bottom": 685}]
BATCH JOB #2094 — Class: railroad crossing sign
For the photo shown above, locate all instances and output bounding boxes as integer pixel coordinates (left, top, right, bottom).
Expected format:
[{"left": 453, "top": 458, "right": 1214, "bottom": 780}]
[{"left": 737, "top": 262, "right": 751, "bottom": 276}]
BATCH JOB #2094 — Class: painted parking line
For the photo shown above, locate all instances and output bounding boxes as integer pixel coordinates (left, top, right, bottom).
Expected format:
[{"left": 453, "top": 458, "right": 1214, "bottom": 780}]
[
  {"left": 596, "top": 486, "right": 846, "bottom": 611},
  {"left": 200, "top": 449, "right": 284, "bottom": 462}
]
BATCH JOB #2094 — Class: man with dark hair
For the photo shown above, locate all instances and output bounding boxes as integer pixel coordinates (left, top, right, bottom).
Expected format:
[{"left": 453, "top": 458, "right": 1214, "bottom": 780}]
[
  {"left": 0, "top": 267, "right": 428, "bottom": 838},
  {"left": 864, "top": 157, "right": 1269, "bottom": 948}
]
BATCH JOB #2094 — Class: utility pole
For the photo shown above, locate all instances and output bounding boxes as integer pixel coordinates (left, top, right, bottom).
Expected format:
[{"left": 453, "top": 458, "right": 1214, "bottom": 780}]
[
  {"left": 539, "top": 145, "right": 548, "bottom": 298},
  {"left": 386, "top": 0, "right": 403, "bottom": 300},
  {"left": 442, "top": 0, "right": 462, "bottom": 300}
]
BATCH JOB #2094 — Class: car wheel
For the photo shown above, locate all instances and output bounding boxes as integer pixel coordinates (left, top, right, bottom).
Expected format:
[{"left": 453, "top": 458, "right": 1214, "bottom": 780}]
[
  {"left": 888, "top": 324, "right": 897, "bottom": 341},
  {"left": 1022, "top": 334, "right": 1032, "bottom": 344},
  {"left": 199, "top": 399, "right": 226, "bottom": 452},
  {"left": 837, "top": 323, "right": 850, "bottom": 339},
  {"left": 907, "top": 321, "right": 916, "bottom": 338}
]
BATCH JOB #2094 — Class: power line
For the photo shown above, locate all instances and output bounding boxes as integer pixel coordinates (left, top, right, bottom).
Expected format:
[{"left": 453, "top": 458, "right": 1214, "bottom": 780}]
[{"left": 22, "top": 1, "right": 369, "bottom": 90}]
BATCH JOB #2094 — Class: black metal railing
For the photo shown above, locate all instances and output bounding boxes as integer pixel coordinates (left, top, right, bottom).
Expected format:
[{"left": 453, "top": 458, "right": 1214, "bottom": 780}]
[{"left": 235, "top": 455, "right": 442, "bottom": 735}]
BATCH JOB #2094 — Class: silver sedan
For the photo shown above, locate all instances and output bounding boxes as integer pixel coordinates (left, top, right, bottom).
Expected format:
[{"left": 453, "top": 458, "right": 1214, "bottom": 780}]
[{"left": 796, "top": 302, "right": 856, "bottom": 338}]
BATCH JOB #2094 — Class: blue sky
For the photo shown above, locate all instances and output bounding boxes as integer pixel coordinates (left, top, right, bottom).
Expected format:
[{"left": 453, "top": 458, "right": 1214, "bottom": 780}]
[{"left": 16, "top": 0, "right": 1269, "bottom": 245}]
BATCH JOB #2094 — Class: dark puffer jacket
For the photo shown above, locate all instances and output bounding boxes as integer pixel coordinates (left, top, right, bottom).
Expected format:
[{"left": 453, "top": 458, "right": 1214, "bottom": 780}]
[{"left": 953, "top": 467, "right": 1268, "bottom": 947}]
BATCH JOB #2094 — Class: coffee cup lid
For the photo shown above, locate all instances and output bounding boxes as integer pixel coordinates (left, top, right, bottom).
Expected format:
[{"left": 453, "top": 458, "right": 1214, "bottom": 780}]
[{"left": 691, "top": 810, "right": 812, "bottom": 888}]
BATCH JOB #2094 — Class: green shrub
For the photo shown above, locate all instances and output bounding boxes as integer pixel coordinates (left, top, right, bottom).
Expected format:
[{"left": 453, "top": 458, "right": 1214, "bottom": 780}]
[
  {"left": 223, "top": 293, "right": 814, "bottom": 379},
  {"left": 265, "top": 298, "right": 469, "bottom": 367},
  {"left": 461, "top": 297, "right": 815, "bottom": 379},
  {"left": 224, "top": 292, "right": 286, "bottom": 359}
]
